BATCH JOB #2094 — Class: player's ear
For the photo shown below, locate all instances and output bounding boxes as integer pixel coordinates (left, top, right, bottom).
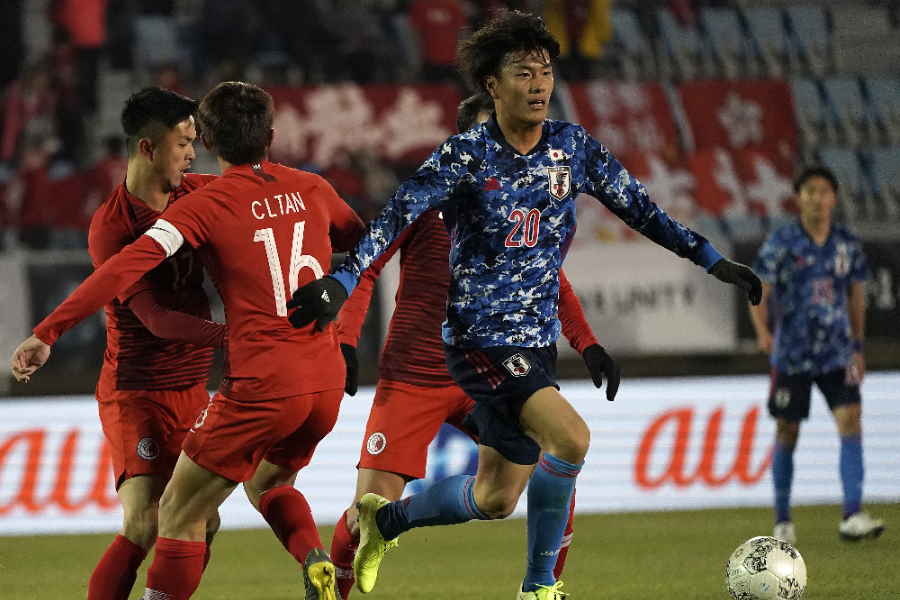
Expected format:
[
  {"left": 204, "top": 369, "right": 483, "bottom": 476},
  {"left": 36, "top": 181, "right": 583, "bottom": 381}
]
[
  {"left": 485, "top": 77, "right": 499, "bottom": 100},
  {"left": 137, "top": 137, "right": 155, "bottom": 161}
]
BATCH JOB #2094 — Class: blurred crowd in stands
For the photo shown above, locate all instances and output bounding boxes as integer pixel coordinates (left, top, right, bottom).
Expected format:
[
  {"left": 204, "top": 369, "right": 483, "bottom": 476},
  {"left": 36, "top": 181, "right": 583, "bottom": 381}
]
[{"left": 0, "top": 0, "right": 897, "bottom": 251}]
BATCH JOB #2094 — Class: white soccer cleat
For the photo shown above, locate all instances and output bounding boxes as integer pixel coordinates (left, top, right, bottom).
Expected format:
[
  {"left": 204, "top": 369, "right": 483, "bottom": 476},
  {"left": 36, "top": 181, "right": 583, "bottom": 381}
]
[
  {"left": 773, "top": 521, "right": 797, "bottom": 545},
  {"left": 839, "top": 511, "right": 885, "bottom": 541}
]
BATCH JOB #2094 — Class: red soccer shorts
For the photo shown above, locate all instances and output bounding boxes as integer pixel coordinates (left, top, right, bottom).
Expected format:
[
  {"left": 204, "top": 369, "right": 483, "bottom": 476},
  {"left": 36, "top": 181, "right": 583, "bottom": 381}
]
[
  {"left": 183, "top": 388, "right": 344, "bottom": 482},
  {"left": 97, "top": 380, "right": 210, "bottom": 489},
  {"left": 358, "top": 379, "right": 476, "bottom": 480}
]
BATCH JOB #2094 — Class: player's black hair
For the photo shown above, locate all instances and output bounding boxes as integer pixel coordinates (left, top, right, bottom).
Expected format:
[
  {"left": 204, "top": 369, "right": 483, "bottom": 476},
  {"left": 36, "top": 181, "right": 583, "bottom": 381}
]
[
  {"left": 121, "top": 87, "right": 198, "bottom": 155},
  {"left": 794, "top": 166, "right": 839, "bottom": 194},
  {"left": 456, "top": 94, "right": 494, "bottom": 132},
  {"left": 198, "top": 81, "right": 274, "bottom": 166},
  {"left": 457, "top": 10, "right": 560, "bottom": 95}
]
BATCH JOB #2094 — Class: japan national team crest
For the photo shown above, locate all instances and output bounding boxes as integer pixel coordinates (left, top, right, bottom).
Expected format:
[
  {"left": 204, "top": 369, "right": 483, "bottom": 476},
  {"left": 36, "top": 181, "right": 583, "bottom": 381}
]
[
  {"left": 546, "top": 166, "right": 571, "bottom": 200},
  {"left": 503, "top": 353, "right": 531, "bottom": 377}
]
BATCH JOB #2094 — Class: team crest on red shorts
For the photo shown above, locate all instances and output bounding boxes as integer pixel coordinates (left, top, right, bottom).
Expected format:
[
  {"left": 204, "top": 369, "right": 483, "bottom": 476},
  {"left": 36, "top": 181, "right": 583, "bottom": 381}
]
[
  {"left": 137, "top": 437, "right": 159, "bottom": 461},
  {"left": 546, "top": 166, "right": 571, "bottom": 200},
  {"left": 366, "top": 432, "right": 387, "bottom": 455},
  {"left": 503, "top": 353, "right": 531, "bottom": 377}
]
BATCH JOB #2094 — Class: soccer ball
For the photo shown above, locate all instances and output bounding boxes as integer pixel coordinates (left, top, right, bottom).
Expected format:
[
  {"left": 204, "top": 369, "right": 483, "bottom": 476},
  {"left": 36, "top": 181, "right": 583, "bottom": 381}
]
[{"left": 724, "top": 536, "right": 807, "bottom": 600}]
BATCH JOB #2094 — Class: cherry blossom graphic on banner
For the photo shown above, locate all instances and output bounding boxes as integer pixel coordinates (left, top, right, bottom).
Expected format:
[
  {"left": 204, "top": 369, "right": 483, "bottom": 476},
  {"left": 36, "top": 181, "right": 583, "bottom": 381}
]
[
  {"left": 678, "top": 80, "right": 798, "bottom": 157},
  {"left": 565, "top": 81, "right": 679, "bottom": 158},
  {"left": 269, "top": 84, "right": 461, "bottom": 168}
]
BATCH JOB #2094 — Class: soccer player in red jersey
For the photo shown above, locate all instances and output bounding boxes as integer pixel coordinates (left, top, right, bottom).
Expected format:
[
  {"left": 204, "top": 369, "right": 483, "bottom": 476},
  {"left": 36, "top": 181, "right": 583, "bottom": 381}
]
[
  {"left": 15, "top": 87, "right": 228, "bottom": 600},
  {"left": 329, "top": 94, "right": 614, "bottom": 599},
  {"left": 10, "top": 81, "right": 365, "bottom": 600}
]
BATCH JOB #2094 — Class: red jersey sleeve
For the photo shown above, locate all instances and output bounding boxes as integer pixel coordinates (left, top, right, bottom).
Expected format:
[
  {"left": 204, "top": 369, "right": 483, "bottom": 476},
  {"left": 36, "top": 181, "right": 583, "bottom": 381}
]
[
  {"left": 33, "top": 235, "right": 169, "bottom": 345},
  {"left": 317, "top": 175, "right": 365, "bottom": 252},
  {"left": 157, "top": 189, "right": 217, "bottom": 249},
  {"left": 127, "top": 290, "right": 227, "bottom": 347},
  {"left": 558, "top": 268, "right": 599, "bottom": 354},
  {"left": 88, "top": 217, "right": 155, "bottom": 303},
  {"left": 337, "top": 224, "right": 412, "bottom": 346}
]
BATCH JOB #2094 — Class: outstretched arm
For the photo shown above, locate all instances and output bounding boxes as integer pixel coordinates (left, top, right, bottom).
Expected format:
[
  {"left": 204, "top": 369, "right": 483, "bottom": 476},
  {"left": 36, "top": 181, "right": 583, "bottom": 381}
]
[
  {"left": 580, "top": 130, "right": 761, "bottom": 304},
  {"left": 128, "top": 290, "right": 227, "bottom": 348}
]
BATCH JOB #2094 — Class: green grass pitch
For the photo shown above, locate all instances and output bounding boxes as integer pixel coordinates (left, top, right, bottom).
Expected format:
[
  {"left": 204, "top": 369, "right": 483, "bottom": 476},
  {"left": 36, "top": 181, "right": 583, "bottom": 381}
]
[{"left": 2, "top": 503, "right": 897, "bottom": 599}]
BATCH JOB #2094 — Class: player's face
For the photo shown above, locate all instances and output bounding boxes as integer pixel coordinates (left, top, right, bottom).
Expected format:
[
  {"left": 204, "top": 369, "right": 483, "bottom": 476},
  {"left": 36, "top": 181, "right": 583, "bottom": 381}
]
[
  {"left": 797, "top": 176, "right": 837, "bottom": 223},
  {"left": 489, "top": 50, "right": 554, "bottom": 126},
  {"left": 152, "top": 116, "right": 197, "bottom": 192}
]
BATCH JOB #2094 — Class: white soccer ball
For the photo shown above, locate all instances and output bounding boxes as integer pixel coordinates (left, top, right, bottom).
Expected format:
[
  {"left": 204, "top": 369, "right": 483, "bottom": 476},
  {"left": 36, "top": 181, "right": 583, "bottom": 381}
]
[{"left": 725, "top": 536, "right": 807, "bottom": 600}]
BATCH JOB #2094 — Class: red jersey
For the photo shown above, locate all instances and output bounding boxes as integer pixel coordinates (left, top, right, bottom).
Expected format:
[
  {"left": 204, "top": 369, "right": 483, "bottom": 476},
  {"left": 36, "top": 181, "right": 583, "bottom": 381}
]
[
  {"left": 89, "top": 174, "right": 216, "bottom": 391},
  {"left": 338, "top": 209, "right": 599, "bottom": 388},
  {"left": 34, "top": 161, "right": 365, "bottom": 401}
]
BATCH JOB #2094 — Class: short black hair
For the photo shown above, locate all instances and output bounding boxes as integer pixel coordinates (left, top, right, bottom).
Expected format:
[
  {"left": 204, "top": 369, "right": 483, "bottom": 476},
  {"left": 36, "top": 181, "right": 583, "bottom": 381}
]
[
  {"left": 198, "top": 81, "right": 274, "bottom": 166},
  {"left": 794, "top": 166, "right": 839, "bottom": 194},
  {"left": 121, "top": 87, "right": 198, "bottom": 155},
  {"left": 457, "top": 94, "right": 493, "bottom": 132},
  {"left": 457, "top": 10, "right": 560, "bottom": 95}
]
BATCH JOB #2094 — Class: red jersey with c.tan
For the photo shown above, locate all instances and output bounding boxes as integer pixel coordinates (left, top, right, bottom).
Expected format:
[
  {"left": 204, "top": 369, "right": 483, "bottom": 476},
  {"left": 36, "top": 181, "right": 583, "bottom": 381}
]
[
  {"left": 156, "top": 161, "right": 364, "bottom": 401},
  {"left": 90, "top": 174, "right": 217, "bottom": 391}
]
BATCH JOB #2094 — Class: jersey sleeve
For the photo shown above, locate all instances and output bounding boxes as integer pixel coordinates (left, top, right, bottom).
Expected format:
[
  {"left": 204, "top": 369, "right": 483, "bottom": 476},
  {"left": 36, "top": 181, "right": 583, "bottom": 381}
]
[
  {"left": 752, "top": 232, "right": 782, "bottom": 285},
  {"left": 127, "top": 290, "right": 227, "bottom": 348},
  {"left": 33, "top": 235, "right": 170, "bottom": 345},
  {"left": 336, "top": 222, "right": 413, "bottom": 346},
  {"left": 579, "top": 129, "right": 722, "bottom": 269},
  {"left": 88, "top": 219, "right": 154, "bottom": 304},
  {"left": 558, "top": 268, "right": 599, "bottom": 353},
  {"left": 158, "top": 189, "right": 217, "bottom": 249},
  {"left": 314, "top": 175, "right": 366, "bottom": 252},
  {"left": 329, "top": 136, "right": 475, "bottom": 293}
]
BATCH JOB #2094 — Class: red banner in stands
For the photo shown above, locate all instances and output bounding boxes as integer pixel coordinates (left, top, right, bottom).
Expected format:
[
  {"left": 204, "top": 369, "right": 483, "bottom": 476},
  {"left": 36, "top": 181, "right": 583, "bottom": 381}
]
[
  {"left": 564, "top": 81, "right": 679, "bottom": 158},
  {"left": 678, "top": 80, "right": 798, "bottom": 156},
  {"left": 268, "top": 84, "right": 462, "bottom": 168}
]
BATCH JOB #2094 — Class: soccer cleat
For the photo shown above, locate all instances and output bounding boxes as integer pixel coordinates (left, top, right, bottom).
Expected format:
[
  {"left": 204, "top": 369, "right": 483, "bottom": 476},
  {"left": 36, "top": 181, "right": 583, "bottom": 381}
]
[
  {"left": 353, "top": 493, "right": 399, "bottom": 593},
  {"left": 773, "top": 521, "right": 797, "bottom": 545},
  {"left": 516, "top": 581, "right": 568, "bottom": 599},
  {"left": 304, "top": 547, "right": 338, "bottom": 600},
  {"left": 839, "top": 512, "right": 885, "bottom": 541}
]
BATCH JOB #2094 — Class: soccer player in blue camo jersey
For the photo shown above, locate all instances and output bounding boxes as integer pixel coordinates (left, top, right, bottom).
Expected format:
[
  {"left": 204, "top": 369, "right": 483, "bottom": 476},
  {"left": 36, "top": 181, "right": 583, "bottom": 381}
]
[
  {"left": 290, "top": 11, "right": 762, "bottom": 600},
  {"left": 750, "top": 166, "right": 885, "bottom": 545}
]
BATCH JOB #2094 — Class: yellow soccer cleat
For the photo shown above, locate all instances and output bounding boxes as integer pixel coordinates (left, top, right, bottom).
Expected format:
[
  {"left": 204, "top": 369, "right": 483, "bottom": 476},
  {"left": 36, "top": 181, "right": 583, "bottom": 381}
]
[
  {"left": 516, "top": 581, "right": 568, "bottom": 599},
  {"left": 303, "top": 547, "right": 337, "bottom": 600},
  {"left": 353, "top": 493, "right": 399, "bottom": 593}
]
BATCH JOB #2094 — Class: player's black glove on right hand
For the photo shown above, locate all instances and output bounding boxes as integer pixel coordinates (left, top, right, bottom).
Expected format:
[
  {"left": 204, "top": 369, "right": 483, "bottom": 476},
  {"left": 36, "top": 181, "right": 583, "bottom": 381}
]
[
  {"left": 709, "top": 258, "right": 763, "bottom": 306},
  {"left": 582, "top": 344, "right": 621, "bottom": 401},
  {"left": 287, "top": 276, "right": 348, "bottom": 331},
  {"left": 341, "top": 343, "right": 358, "bottom": 396}
]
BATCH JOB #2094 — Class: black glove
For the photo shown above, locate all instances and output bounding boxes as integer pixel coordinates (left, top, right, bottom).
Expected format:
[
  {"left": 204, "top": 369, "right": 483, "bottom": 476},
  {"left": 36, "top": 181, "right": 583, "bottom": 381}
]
[
  {"left": 287, "top": 276, "right": 348, "bottom": 330},
  {"left": 582, "top": 344, "right": 620, "bottom": 401},
  {"left": 341, "top": 343, "right": 358, "bottom": 396},
  {"left": 709, "top": 258, "right": 763, "bottom": 306}
]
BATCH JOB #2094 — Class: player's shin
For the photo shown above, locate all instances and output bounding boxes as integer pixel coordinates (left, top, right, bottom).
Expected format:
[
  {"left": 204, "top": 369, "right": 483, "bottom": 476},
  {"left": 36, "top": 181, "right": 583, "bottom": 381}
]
[
  {"left": 88, "top": 535, "right": 147, "bottom": 600},
  {"left": 523, "top": 454, "right": 581, "bottom": 593},
  {"left": 375, "top": 474, "right": 489, "bottom": 541},
  {"left": 552, "top": 490, "right": 576, "bottom": 580},
  {"left": 840, "top": 433, "right": 864, "bottom": 518},
  {"left": 773, "top": 442, "right": 795, "bottom": 524},
  {"left": 331, "top": 509, "right": 359, "bottom": 599},
  {"left": 259, "top": 485, "right": 323, "bottom": 565},
  {"left": 143, "top": 537, "right": 207, "bottom": 600}
]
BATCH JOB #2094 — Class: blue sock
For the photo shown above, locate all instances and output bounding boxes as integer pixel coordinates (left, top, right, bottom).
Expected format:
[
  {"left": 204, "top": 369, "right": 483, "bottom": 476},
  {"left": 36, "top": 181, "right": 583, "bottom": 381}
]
[
  {"left": 773, "top": 442, "right": 794, "bottom": 524},
  {"left": 840, "top": 434, "right": 864, "bottom": 519},
  {"left": 523, "top": 453, "right": 581, "bottom": 593},
  {"left": 375, "top": 474, "right": 488, "bottom": 541}
]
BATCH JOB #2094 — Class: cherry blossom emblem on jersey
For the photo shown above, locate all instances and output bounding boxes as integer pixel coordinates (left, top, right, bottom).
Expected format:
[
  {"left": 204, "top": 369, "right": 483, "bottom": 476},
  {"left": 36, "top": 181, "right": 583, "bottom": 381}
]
[{"left": 546, "top": 166, "right": 571, "bottom": 200}]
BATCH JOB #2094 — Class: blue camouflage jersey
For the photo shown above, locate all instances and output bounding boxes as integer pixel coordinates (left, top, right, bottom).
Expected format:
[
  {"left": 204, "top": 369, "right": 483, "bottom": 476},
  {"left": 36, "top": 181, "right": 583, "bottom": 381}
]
[
  {"left": 754, "top": 222, "right": 868, "bottom": 375},
  {"left": 331, "top": 116, "right": 722, "bottom": 348}
]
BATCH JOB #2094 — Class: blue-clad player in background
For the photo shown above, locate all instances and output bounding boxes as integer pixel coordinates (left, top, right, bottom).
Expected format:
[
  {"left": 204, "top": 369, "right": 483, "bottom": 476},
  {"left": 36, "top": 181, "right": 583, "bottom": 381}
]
[
  {"left": 750, "top": 166, "right": 885, "bottom": 546},
  {"left": 290, "top": 11, "right": 762, "bottom": 600}
]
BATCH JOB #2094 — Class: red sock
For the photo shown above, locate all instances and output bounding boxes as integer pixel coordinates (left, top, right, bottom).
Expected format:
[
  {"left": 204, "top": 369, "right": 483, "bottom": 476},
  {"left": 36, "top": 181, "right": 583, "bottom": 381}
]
[
  {"left": 144, "top": 537, "right": 207, "bottom": 600},
  {"left": 87, "top": 534, "right": 147, "bottom": 600},
  {"left": 259, "top": 485, "right": 322, "bottom": 565},
  {"left": 553, "top": 489, "right": 576, "bottom": 580},
  {"left": 330, "top": 509, "right": 359, "bottom": 600}
]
